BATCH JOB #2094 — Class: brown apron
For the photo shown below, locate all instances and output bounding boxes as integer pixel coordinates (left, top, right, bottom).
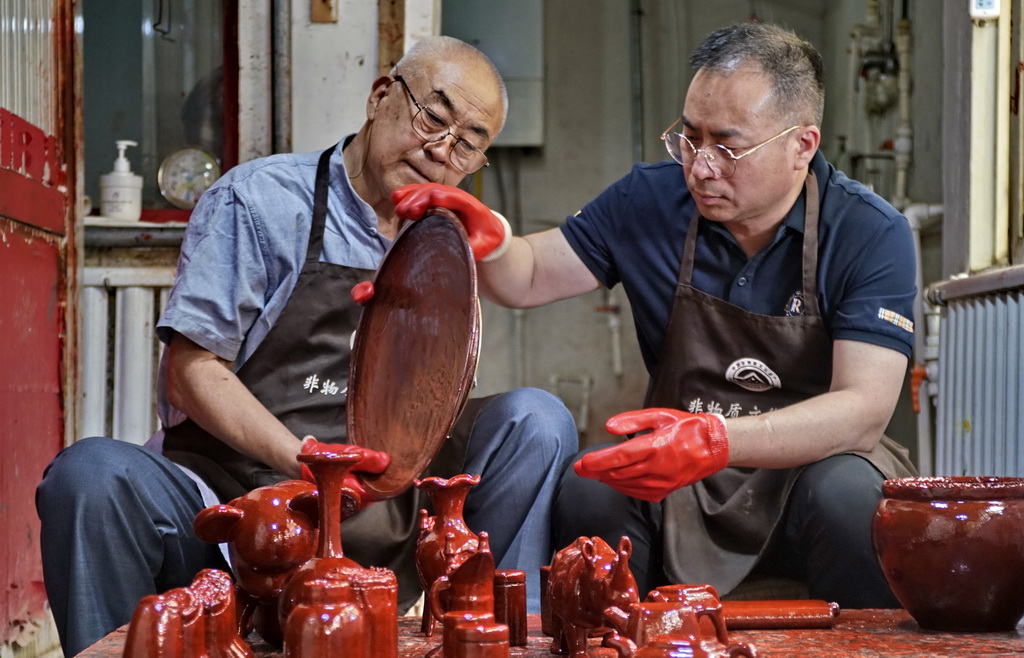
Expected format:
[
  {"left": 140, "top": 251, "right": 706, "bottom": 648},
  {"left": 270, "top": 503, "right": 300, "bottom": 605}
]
[
  {"left": 651, "top": 172, "right": 914, "bottom": 594},
  {"left": 163, "top": 145, "right": 472, "bottom": 609}
]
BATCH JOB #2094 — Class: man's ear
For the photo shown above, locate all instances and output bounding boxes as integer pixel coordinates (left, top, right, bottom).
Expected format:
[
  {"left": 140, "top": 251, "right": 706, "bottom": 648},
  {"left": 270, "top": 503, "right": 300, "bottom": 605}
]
[
  {"left": 793, "top": 125, "right": 821, "bottom": 170},
  {"left": 366, "top": 76, "right": 394, "bottom": 120}
]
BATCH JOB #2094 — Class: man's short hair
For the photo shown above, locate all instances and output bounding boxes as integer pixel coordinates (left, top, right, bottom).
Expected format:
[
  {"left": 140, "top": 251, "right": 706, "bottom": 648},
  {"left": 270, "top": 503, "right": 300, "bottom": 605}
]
[{"left": 690, "top": 22, "right": 825, "bottom": 126}]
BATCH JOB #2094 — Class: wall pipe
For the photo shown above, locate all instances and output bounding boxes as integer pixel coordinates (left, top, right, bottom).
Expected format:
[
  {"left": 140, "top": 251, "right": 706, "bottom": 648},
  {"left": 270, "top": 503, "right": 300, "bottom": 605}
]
[
  {"left": 892, "top": 16, "right": 913, "bottom": 210},
  {"left": 905, "top": 202, "right": 944, "bottom": 476},
  {"left": 272, "top": 0, "right": 292, "bottom": 153}
]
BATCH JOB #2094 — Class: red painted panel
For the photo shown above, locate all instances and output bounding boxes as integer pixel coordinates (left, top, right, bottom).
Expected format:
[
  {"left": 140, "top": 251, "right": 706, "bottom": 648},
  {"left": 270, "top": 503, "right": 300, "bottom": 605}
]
[
  {"left": 0, "top": 220, "right": 65, "bottom": 643},
  {"left": 0, "top": 167, "right": 66, "bottom": 235}
]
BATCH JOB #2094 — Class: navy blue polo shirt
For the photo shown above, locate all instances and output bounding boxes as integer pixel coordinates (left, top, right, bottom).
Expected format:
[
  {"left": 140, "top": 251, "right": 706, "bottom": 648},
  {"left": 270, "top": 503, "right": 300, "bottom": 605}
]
[{"left": 560, "top": 151, "right": 917, "bottom": 376}]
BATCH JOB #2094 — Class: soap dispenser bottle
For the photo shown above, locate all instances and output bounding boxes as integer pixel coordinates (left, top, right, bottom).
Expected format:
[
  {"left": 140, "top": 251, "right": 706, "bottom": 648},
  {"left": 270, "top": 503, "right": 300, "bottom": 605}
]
[{"left": 100, "top": 140, "right": 143, "bottom": 221}]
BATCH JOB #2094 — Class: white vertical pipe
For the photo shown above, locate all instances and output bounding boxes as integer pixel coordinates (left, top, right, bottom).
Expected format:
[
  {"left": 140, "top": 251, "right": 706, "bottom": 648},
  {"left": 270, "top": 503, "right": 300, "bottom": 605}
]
[
  {"left": 113, "top": 286, "right": 156, "bottom": 444},
  {"left": 904, "top": 203, "right": 942, "bottom": 475},
  {"left": 81, "top": 286, "right": 110, "bottom": 438},
  {"left": 968, "top": 13, "right": 1011, "bottom": 269},
  {"left": 891, "top": 17, "right": 912, "bottom": 211}
]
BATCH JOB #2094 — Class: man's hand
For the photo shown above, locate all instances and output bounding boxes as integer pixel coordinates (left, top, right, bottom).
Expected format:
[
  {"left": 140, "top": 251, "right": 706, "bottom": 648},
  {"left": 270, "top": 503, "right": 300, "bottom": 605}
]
[
  {"left": 574, "top": 408, "right": 729, "bottom": 503},
  {"left": 299, "top": 437, "right": 391, "bottom": 508},
  {"left": 391, "top": 183, "right": 511, "bottom": 262}
]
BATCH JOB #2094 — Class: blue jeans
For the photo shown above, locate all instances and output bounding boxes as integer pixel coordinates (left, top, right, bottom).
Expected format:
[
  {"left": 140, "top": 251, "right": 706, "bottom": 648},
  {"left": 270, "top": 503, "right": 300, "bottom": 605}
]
[{"left": 36, "top": 387, "right": 577, "bottom": 656}]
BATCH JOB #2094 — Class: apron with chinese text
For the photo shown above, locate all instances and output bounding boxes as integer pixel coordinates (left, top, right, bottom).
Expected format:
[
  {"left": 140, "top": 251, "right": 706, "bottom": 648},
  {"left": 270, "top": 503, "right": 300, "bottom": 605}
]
[{"left": 651, "top": 172, "right": 914, "bottom": 593}]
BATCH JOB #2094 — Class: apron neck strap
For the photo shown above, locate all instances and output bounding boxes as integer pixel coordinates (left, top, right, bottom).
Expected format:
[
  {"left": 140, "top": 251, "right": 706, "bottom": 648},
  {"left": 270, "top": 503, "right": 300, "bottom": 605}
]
[
  {"left": 306, "top": 143, "right": 339, "bottom": 265},
  {"left": 679, "top": 171, "right": 821, "bottom": 315}
]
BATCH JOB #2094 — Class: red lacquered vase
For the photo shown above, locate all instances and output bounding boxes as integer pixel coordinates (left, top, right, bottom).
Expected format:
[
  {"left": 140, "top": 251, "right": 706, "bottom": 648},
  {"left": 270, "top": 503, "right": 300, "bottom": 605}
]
[
  {"left": 414, "top": 473, "right": 481, "bottom": 635},
  {"left": 278, "top": 450, "right": 364, "bottom": 631}
]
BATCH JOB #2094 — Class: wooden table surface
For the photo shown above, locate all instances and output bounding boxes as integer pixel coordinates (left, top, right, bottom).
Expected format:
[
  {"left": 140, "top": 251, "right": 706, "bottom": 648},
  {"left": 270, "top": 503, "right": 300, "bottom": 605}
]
[{"left": 79, "top": 609, "right": 1024, "bottom": 657}]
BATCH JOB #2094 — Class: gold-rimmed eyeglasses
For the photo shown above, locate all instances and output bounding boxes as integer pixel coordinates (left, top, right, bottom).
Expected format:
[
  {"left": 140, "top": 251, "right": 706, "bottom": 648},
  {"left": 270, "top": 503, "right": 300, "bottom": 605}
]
[
  {"left": 393, "top": 74, "right": 489, "bottom": 174},
  {"left": 660, "top": 119, "right": 801, "bottom": 178}
]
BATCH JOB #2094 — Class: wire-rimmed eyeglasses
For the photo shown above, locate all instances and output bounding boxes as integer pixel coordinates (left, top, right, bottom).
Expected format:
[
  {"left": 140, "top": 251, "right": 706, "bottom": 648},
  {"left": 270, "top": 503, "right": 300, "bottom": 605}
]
[
  {"left": 660, "top": 119, "right": 801, "bottom": 178},
  {"left": 393, "top": 74, "right": 489, "bottom": 174}
]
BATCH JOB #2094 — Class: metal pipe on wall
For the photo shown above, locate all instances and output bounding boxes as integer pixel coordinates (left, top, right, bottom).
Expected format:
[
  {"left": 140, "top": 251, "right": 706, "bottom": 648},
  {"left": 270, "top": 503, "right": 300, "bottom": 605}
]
[
  {"left": 272, "top": 0, "right": 292, "bottom": 153},
  {"left": 905, "top": 202, "right": 944, "bottom": 475},
  {"left": 892, "top": 15, "right": 913, "bottom": 210}
]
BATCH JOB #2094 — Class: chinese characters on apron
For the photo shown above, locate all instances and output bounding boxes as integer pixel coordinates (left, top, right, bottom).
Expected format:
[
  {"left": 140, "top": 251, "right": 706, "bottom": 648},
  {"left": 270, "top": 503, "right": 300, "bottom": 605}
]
[{"left": 650, "top": 173, "right": 914, "bottom": 593}]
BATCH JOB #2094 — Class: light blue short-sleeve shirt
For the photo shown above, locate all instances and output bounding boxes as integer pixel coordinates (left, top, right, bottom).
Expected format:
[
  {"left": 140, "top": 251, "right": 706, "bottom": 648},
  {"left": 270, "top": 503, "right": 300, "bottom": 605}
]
[{"left": 156, "top": 139, "right": 390, "bottom": 427}]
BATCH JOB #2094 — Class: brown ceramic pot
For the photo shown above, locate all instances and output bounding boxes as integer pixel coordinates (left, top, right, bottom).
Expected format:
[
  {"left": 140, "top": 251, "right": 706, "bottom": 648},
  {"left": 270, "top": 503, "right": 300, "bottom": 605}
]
[
  {"left": 872, "top": 475, "right": 1024, "bottom": 632},
  {"left": 415, "top": 474, "right": 481, "bottom": 636}
]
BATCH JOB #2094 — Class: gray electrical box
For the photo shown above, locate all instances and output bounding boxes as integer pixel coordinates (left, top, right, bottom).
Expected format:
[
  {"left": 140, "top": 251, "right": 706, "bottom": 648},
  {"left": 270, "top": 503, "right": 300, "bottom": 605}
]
[{"left": 441, "top": 0, "right": 544, "bottom": 147}]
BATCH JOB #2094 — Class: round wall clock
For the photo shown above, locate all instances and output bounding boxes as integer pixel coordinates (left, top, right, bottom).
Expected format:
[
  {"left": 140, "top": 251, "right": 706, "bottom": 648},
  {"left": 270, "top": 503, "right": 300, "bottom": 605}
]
[{"left": 157, "top": 147, "right": 222, "bottom": 209}]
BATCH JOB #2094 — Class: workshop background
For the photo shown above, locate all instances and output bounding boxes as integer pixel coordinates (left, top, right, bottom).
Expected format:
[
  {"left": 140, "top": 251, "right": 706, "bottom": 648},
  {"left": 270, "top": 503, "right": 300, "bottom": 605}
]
[{"left": 2, "top": 0, "right": 1021, "bottom": 654}]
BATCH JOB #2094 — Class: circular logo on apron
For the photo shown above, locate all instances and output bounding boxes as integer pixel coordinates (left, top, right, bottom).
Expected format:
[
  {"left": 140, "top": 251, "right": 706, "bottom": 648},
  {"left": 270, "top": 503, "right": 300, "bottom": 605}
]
[{"left": 725, "top": 358, "right": 782, "bottom": 392}]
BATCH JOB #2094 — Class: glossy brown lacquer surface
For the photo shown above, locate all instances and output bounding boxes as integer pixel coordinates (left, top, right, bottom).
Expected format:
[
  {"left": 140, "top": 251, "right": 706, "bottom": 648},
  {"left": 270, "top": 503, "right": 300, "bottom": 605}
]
[
  {"left": 647, "top": 584, "right": 840, "bottom": 630},
  {"left": 493, "top": 569, "right": 528, "bottom": 647},
  {"left": 192, "top": 479, "right": 318, "bottom": 646},
  {"left": 282, "top": 575, "right": 365, "bottom": 658},
  {"left": 873, "top": 476, "right": 1024, "bottom": 632},
  {"left": 82, "top": 609, "right": 1024, "bottom": 657},
  {"left": 193, "top": 480, "right": 318, "bottom": 603},
  {"left": 348, "top": 215, "right": 480, "bottom": 499},
  {"left": 548, "top": 536, "right": 639, "bottom": 657},
  {"left": 415, "top": 474, "right": 481, "bottom": 636},
  {"left": 429, "top": 536, "right": 496, "bottom": 623},
  {"left": 450, "top": 618, "right": 511, "bottom": 658},
  {"left": 278, "top": 452, "right": 364, "bottom": 632},
  {"left": 123, "top": 569, "right": 252, "bottom": 657}
]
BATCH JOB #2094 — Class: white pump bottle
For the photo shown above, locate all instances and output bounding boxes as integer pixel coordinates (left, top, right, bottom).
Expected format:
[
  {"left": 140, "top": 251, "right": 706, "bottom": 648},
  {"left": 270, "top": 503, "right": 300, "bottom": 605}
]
[{"left": 99, "top": 140, "right": 143, "bottom": 221}]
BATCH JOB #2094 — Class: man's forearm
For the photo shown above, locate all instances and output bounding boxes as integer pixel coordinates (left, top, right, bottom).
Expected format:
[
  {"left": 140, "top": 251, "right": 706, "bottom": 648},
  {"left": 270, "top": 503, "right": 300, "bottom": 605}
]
[{"left": 166, "top": 336, "right": 303, "bottom": 478}]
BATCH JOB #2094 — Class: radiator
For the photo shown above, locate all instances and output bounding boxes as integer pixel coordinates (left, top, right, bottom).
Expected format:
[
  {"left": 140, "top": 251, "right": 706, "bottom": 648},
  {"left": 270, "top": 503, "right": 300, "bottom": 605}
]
[
  {"left": 929, "top": 266, "right": 1024, "bottom": 476},
  {"left": 81, "top": 267, "right": 176, "bottom": 445}
]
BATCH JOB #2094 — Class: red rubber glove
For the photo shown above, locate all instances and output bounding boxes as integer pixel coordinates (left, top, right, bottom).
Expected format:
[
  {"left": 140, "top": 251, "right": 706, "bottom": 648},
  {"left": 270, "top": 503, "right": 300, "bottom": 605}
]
[
  {"left": 351, "top": 281, "right": 374, "bottom": 305},
  {"left": 299, "top": 437, "right": 392, "bottom": 508},
  {"left": 391, "top": 183, "right": 509, "bottom": 261},
  {"left": 574, "top": 409, "right": 729, "bottom": 503}
]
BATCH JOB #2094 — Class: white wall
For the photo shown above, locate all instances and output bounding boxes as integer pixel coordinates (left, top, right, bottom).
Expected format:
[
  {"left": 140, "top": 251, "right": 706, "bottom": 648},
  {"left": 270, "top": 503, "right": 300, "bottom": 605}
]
[{"left": 289, "top": 0, "right": 379, "bottom": 153}]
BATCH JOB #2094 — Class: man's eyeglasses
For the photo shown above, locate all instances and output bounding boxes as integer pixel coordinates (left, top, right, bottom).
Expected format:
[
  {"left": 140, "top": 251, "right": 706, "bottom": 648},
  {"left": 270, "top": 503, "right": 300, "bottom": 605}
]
[
  {"left": 393, "top": 74, "right": 489, "bottom": 174},
  {"left": 660, "top": 119, "right": 801, "bottom": 178}
]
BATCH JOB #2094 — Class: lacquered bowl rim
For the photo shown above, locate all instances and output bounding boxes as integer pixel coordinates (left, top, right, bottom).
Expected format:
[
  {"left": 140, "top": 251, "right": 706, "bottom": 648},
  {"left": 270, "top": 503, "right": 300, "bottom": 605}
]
[{"left": 881, "top": 475, "right": 1024, "bottom": 501}]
